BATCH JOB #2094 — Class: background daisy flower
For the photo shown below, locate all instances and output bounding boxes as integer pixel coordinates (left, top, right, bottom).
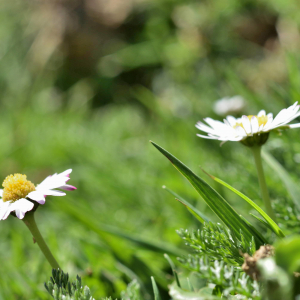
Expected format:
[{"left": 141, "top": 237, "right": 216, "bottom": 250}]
[{"left": 0, "top": 169, "right": 76, "bottom": 220}]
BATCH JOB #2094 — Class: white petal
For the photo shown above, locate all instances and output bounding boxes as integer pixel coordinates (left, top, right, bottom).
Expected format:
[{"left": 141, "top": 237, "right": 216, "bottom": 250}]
[
  {"left": 289, "top": 123, "right": 300, "bottom": 128},
  {"left": 12, "top": 199, "right": 34, "bottom": 219},
  {"left": 204, "top": 118, "right": 229, "bottom": 131},
  {"left": 0, "top": 200, "right": 12, "bottom": 220},
  {"left": 226, "top": 116, "right": 237, "bottom": 126},
  {"left": 41, "top": 189, "right": 66, "bottom": 196},
  {"left": 272, "top": 108, "right": 287, "bottom": 125},
  {"left": 0, "top": 189, "right": 3, "bottom": 197},
  {"left": 27, "top": 191, "right": 46, "bottom": 205},
  {"left": 196, "top": 122, "right": 218, "bottom": 135},
  {"left": 250, "top": 116, "right": 259, "bottom": 133},
  {"left": 196, "top": 134, "right": 220, "bottom": 140},
  {"left": 37, "top": 169, "right": 72, "bottom": 191},
  {"left": 241, "top": 116, "right": 251, "bottom": 134},
  {"left": 235, "top": 126, "right": 247, "bottom": 138},
  {"left": 258, "top": 110, "right": 266, "bottom": 116},
  {"left": 59, "top": 169, "right": 72, "bottom": 177}
]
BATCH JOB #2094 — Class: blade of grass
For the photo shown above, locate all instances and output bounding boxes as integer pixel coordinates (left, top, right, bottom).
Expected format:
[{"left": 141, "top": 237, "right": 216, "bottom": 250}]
[
  {"left": 239, "top": 215, "right": 268, "bottom": 244},
  {"left": 262, "top": 150, "right": 300, "bottom": 210},
  {"left": 151, "top": 277, "right": 162, "bottom": 300},
  {"left": 201, "top": 168, "right": 284, "bottom": 238},
  {"left": 163, "top": 186, "right": 210, "bottom": 224},
  {"left": 164, "top": 254, "right": 181, "bottom": 288},
  {"left": 58, "top": 200, "right": 185, "bottom": 257},
  {"left": 250, "top": 213, "right": 273, "bottom": 231},
  {"left": 151, "top": 141, "right": 265, "bottom": 246}
]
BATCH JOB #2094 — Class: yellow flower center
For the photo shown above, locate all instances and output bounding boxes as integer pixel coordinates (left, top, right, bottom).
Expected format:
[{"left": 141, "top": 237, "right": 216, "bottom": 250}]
[
  {"left": 2, "top": 174, "right": 35, "bottom": 202},
  {"left": 234, "top": 115, "right": 269, "bottom": 130}
]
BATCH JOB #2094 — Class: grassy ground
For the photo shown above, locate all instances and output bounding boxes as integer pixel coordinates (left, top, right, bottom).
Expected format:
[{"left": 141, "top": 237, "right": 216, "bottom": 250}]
[
  {"left": 0, "top": 96, "right": 299, "bottom": 299},
  {"left": 1, "top": 0, "right": 300, "bottom": 299}
]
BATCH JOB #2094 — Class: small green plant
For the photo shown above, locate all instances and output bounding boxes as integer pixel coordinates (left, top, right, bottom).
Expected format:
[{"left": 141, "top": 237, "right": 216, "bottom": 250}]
[
  {"left": 178, "top": 256, "right": 261, "bottom": 299},
  {"left": 45, "top": 269, "right": 95, "bottom": 300},
  {"left": 177, "top": 222, "right": 256, "bottom": 265}
]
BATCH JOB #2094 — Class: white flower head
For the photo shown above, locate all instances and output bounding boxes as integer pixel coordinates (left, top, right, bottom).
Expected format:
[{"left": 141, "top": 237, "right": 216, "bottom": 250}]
[
  {"left": 0, "top": 169, "right": 76, "bottom": 220},
  {"left": 196, "top": 102, "right": 300, "bottom": 146},
  {"left": 213, "top": 95, "right": 246, "bottom": 116}
]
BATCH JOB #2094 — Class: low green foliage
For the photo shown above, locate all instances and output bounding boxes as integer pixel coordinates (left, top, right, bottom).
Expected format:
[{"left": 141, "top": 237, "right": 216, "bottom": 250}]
[
  {"left": 178, "top": 256, "right": 260, "bottom": 299},
  {"left": 45, "top": 269, "right": 95, "bottom": 300},
  {"left": 120, "top": 280, "right": 142, "bottom": 300},
  {"left": 177, "top": 222, "right": 256, "bottom": 265},
  {"left": 3, "top": 0, "right": 300, "bottom": 299}
]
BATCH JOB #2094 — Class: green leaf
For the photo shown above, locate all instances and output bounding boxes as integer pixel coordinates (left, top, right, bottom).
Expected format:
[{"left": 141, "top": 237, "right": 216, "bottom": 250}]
[
  {"left": 201, "top": 168, "right": 285, "bottom": 238},
  {"left": 262, "top": 150, "right": 300, "bottom": 210},
  {"left": 163, "top": 186, "right": 210, "bottom": 224},
  {"left": 168, "top": 282, "right": 219, "bottom": 300},
  {"left": 164, "top": 254, "right": 181, "bottom": 288},
  {"left": 275, "top": 235, "right": 300, "bottom": 274},
  {"left": 151, "top": 141, "right": 265, "bottom": 247},
  {"left": 238, "top": 215, "right": 268, "bottom": 245},
  {"left": 151, "top": 277, "right": 162, "bottom": 300},
  {"left": 250, "top": 213, "right": 273, "bottom": 231}
]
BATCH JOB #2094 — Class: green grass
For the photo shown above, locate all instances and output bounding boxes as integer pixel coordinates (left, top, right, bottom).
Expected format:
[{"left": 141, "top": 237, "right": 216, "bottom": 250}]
[
  {"left": 0, "top": 98, "right": 299, "bottom": 299},
  {"left": 1, "top": 0, "right": 300, "bottom": 299}
]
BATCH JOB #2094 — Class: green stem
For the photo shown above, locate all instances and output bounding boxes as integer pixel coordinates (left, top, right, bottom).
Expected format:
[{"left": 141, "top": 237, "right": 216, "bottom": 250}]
[
  {"left": 251, "top": 146, "right": 277, "bottom": 222},
  {"left": 23, "top": 212, "right": 60, "bottom": 269}
]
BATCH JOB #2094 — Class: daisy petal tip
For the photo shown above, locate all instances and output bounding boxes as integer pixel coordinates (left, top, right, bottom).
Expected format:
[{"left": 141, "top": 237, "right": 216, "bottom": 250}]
[{"left": 62, "top": 185, "right": 77, "bottom": 191}]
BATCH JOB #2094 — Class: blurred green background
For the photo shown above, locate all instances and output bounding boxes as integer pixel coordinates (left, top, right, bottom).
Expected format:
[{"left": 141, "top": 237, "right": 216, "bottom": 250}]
[{"left": 1, "top": 0, "right": 300, "bottom": 299}]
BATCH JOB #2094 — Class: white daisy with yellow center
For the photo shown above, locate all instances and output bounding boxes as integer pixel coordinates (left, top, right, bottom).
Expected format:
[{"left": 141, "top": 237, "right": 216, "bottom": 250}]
[
  {"left": 196, "top": 102, "right": 300, "bottom": 145},
  {"left": 0, "top": 169, "right": 76, "bottom": 220}
]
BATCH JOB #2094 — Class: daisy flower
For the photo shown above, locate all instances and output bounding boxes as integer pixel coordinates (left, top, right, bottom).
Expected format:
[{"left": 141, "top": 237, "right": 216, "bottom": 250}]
[
  {"left": 196, "top": 101, "right": 300, "bottom": 146},
  {"left": 213, "top": 95, "right": 246, "bottom": 116},
  {"left": 0, "top": 169, "right": 76, "bottom": 220}
]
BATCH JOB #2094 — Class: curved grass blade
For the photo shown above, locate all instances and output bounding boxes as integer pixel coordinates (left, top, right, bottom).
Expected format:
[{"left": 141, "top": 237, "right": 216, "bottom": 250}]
[
  {"left": 163, "top": 186, "right": 210, "bottom": 224},
  {"left": 201, "top": 168, "right": 285, "bottom": 238},
  {"left": 151, "top": 277, "right": 162, "bottom": 300},
  {"left": 151, "top": 141, "right": 265, "bottom": 247},
  {"left": 239, "top": 215, "right": 268, "bottom": 244},
  {"left": 164, "top": 254, "right": 181, "bottom": 288},
  {"left": 250, "top": 213, "right": 273, "bottom": 231},
  {"left": 262, "top": 150, "right": 300, "bottom": 210}
]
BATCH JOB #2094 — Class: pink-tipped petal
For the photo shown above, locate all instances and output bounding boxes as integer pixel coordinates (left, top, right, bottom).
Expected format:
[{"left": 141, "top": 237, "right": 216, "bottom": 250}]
[
  {"left": 59, "top": 169, "right": 72, "bottom": 177},
  {"left": 27, "top": 191, "right": 46, "bottom": 205},
  {"left": 59, "top": 184, "right": 77, "bottom": 191}
]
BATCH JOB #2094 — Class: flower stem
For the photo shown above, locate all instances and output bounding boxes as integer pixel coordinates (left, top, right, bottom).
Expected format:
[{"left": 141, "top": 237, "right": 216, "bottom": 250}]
[
  {"left": 23, "top": 212, "right": 60, "bottom": 269},
  {"left": 251, "top": 146, "right": 276, "bottom": 222}
]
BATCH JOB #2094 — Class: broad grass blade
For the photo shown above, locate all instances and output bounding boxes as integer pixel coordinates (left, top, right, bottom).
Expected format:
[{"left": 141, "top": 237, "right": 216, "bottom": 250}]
[{"left": 151, "top": 141, "right": 265, "bottom": 246}]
